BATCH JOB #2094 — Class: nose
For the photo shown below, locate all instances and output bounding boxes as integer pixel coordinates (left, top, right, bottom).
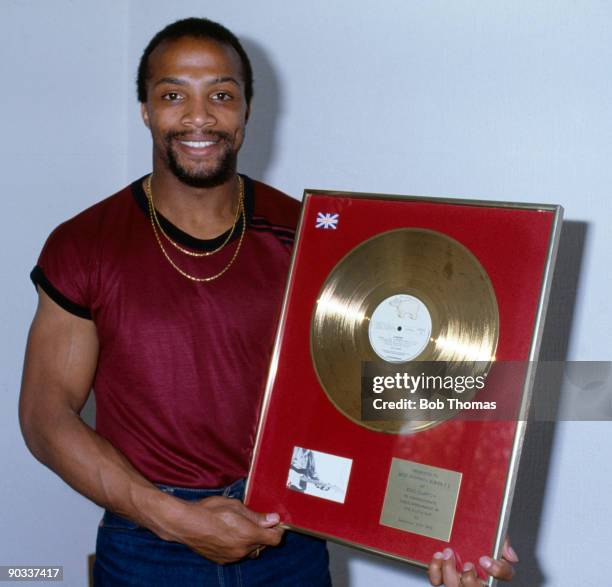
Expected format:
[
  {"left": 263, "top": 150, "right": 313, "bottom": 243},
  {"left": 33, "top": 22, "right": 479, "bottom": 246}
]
[{"left": 182, "top": 97, "right": 215, "bottom": 128}]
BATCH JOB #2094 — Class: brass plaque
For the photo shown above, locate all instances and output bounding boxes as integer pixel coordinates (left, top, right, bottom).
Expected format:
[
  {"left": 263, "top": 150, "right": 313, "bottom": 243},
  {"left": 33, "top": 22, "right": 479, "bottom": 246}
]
[{"left": 380, "top": 458, "right": 462, "bottom": 542}]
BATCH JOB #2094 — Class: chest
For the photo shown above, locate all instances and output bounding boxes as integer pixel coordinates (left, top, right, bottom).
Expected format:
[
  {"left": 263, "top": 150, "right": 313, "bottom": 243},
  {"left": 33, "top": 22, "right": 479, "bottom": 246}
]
[{"left": 90, "top": 231, "right": 290, "bottom": 358}]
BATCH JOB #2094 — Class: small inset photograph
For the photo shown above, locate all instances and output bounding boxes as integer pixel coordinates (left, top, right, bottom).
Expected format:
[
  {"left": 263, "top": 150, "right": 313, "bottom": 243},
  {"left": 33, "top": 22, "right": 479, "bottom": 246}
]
[{"left": 286, "top": 446, "right": 352, "bottom": 504}]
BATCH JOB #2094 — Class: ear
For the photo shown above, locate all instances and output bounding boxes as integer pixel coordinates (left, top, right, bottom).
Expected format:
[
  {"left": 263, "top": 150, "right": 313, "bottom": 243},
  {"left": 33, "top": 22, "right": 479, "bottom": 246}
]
[
  {"left": 140, "top": 103, "right": 150, "bottom": 128},
  {"left": 244, "top": 102, "right": 251, "bottom": 124}
]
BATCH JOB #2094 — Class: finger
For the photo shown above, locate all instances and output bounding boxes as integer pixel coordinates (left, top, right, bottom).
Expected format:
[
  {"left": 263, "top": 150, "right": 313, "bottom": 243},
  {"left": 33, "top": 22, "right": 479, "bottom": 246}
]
[
  {"left": 248, "top": 545, "right": 266, "bottom": 559},
  {"left": 502, "top": 538, "right": 519, "bottom": 563},
  {"left": 459, "top": 563, "right": 482, "bottom": 587},
  {"left": 258, "top": 512, "right": 280, "bottom": 527},
  {"left": 225, "top": 505, "right": 284, "bottom": 547},
  {"left": 211, "top": 502, "right": 283, "bottom": 548},
  {"left": 248, "top": 524, "right": 284, "bottom": 547},
  {"left": 427, "top": 551, "right": 444, "bottom": 585},
  {"left": 236, "top": 503, "right": 281, "bottom": 528},
  {"left": 479, "top": 556, "right": 515, "bottom": 581},
  {"left": 441, "top": 548, "right": 461, "bottom": 587}
]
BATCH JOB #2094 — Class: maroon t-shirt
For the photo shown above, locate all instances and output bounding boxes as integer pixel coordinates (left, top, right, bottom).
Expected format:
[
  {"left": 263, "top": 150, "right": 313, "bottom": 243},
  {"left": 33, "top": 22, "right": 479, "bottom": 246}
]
[{"left": 32, "top": 175, "right": 300, "bottom": 488}]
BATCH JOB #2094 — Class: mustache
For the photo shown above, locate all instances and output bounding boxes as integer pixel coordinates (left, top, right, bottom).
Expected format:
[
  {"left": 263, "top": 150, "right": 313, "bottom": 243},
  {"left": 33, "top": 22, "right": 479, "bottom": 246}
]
[{"left": 165, "top": 130, "right": 231, "bottom": 142}]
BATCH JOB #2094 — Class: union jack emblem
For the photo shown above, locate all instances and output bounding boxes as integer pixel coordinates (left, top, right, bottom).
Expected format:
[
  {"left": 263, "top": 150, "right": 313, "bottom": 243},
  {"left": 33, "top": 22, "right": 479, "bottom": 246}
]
[{"left": 315, "top": 212, "right": 339, "bottom": 230}]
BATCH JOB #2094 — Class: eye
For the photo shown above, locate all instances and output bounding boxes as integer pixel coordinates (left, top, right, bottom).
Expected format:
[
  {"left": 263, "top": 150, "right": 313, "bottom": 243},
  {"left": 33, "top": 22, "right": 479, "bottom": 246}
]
[
  {"left": 211, "top": 91, "right": 232, "bottom": 101},
  {"left": 162, "top": 92, "right": 183, "bottom": 102}
]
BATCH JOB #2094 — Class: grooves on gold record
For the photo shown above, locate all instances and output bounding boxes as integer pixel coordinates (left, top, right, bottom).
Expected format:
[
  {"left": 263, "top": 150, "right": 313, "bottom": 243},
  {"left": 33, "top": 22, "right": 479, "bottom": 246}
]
[{"left": 310, "top": 228, "right": 499, "bottom": 434}]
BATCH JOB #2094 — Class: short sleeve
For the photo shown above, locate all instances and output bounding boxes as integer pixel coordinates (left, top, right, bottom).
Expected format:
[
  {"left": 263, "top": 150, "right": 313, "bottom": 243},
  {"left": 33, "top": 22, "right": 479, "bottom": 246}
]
[{"left": 30, "top": 218, "right": 94, "bottom": 320}]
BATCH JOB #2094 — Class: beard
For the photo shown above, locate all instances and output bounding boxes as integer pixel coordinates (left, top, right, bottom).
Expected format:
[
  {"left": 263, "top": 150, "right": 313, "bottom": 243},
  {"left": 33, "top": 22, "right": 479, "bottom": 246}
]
[{"left": 163, "top": 130, "right": 238, "bottom": 188}]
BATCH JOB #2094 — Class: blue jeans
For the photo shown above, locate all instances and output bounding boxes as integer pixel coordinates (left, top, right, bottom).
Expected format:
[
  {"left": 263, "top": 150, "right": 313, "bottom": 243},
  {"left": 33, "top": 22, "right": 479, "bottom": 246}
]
[{"left": 93, "top": 479, "right": 331, "bottom": 586}]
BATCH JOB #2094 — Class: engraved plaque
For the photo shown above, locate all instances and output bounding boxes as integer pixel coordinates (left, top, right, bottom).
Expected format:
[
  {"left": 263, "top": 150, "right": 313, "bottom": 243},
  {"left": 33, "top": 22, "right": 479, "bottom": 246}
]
[{"left": 380, "top": 458, "right": 462, "bottom": 542}]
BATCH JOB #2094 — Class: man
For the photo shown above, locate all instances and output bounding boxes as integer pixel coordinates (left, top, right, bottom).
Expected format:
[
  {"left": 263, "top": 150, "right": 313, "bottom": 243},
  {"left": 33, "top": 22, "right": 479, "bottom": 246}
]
[
  {"left": 287, "top": 447, "right": 331, "bottom": 493},
  {"left": 20, "top": 17, "right": 515, "bottom": 586}
]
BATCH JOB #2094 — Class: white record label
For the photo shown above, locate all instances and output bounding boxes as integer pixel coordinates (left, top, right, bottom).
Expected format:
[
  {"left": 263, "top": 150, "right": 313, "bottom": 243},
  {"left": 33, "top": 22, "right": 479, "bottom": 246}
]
[{"left": 368, "top": 294, "right": 432, "bottom": 362}]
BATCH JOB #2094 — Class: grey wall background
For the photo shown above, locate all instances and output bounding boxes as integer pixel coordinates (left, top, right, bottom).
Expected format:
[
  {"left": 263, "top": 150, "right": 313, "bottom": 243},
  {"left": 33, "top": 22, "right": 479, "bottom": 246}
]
[{"left": 2, "top": 1, "right": 611, "bottom": 585}]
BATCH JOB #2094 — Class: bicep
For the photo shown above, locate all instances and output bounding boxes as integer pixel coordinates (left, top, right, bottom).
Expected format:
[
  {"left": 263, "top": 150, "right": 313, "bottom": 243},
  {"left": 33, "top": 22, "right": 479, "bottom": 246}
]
[{"left": 20, "top": 289, "right": 99, "bottom": 428}]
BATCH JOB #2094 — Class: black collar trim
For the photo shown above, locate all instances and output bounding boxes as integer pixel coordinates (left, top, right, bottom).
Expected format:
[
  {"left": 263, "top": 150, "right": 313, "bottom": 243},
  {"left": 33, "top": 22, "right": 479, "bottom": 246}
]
[{"left": 131, "top": 174, "right": 255, "bottom": 252}]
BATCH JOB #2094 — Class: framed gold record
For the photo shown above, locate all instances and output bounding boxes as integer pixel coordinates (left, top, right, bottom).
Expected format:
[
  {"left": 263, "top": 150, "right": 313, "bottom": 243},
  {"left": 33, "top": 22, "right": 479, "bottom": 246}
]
[{"left": 246, "top": 189, "right": 562, "bottom": 585}]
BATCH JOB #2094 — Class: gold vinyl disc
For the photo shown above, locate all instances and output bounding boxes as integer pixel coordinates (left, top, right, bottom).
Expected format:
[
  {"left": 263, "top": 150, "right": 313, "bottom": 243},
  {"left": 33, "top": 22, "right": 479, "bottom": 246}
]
[{"left": 310, "top": 228, "right": 499, "bottom": 434}]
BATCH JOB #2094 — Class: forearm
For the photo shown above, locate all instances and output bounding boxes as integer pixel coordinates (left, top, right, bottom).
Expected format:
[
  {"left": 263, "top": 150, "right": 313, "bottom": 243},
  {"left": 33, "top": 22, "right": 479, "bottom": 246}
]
[
  {"left": 21, "top": 405, "right": 284, "bottom": 563},
  {"left": 21, "top": 405, "right": 181, "bottom": 540},
  {"left": 19, "top": 291, "right": 283, "bottom": 564}
]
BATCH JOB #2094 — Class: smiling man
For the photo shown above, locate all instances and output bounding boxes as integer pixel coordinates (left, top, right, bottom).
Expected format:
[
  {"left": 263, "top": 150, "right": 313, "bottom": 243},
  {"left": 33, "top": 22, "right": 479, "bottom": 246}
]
[
  {"left": 20, "top": 17, "right": 515, "bottom": 587},
  {"left": 20, "top": 18, "right": 329, "bottom": 587}
]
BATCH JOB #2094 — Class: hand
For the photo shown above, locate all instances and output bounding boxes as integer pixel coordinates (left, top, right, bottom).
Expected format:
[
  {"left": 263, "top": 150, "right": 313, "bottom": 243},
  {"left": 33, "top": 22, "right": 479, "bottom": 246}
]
[
  {"left": 427, "top": 538, "right": 518, "bottom": 586},
  {"left": 164, "top": 495, "right": 284, "bottom": 564}
]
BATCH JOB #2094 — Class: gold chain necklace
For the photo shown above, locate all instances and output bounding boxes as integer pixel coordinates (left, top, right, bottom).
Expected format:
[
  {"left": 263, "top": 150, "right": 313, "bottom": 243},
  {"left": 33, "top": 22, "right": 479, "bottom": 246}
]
[
  {"left": 145, "top": 175, "right": 246, "bottom": 282},
  {"left": 144, "top": 174, "right": 242, "bottom": 257}
]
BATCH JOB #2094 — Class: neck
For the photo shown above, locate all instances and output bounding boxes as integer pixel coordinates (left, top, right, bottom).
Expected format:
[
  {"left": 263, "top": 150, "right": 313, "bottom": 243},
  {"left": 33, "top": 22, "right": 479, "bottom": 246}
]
[{"left": 147, "top": 166, "right": 241, "bottom": 240}]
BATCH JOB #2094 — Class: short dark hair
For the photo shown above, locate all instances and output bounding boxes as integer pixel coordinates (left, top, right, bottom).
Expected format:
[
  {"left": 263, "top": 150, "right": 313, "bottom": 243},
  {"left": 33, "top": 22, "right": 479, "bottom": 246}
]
[{"left": 137, "top": 17, "right": 253, "bottom": 104}]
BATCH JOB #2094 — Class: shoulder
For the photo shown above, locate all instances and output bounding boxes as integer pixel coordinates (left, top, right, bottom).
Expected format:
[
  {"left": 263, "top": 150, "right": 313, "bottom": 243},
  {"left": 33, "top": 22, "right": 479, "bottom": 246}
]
[
  {"left": 32, "top": 181, "right": 138, "bottom": 317},
  {"left": 249, "top": 178, "right": 301, "bottom": 231},
  {"left": 46, "top": 183, "right": 135, "bottom": 243}
]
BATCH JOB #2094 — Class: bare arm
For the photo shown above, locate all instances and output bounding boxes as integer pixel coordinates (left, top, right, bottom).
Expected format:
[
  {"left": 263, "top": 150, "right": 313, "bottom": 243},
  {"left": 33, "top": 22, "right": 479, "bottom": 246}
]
[{"left": 19, "top": 290, "right": 282, "bottom": 563}]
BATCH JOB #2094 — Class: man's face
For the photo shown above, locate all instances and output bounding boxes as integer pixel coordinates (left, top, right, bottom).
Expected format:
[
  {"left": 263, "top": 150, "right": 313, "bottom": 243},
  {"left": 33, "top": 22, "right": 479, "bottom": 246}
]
[{"left": 141, "top": 36, "right": 249, "bottom": 187}]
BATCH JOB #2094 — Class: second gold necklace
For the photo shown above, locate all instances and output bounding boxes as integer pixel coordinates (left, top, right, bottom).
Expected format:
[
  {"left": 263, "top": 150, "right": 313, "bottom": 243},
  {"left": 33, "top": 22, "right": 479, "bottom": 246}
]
[{"left": 144, "top": 175, "right": 246, "bottom": 283}]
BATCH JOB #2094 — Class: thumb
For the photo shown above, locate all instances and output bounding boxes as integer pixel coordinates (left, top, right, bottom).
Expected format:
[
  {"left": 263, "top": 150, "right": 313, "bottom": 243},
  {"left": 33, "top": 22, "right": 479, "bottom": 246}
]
[
  {"left": 502, "top": 537, "right": 519, "bottom": 563},
  {"left": 239, "top": 504, "right": 280, "bottom": 527},
  {"left": 258, "top": 512, "right": 280, "bottom": 527}
]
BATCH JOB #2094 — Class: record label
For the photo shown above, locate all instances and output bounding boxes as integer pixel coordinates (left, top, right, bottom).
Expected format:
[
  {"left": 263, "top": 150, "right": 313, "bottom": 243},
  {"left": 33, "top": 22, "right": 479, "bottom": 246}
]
[{"left": 368, "top": 294, "right": 432, "bottom": 363}]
